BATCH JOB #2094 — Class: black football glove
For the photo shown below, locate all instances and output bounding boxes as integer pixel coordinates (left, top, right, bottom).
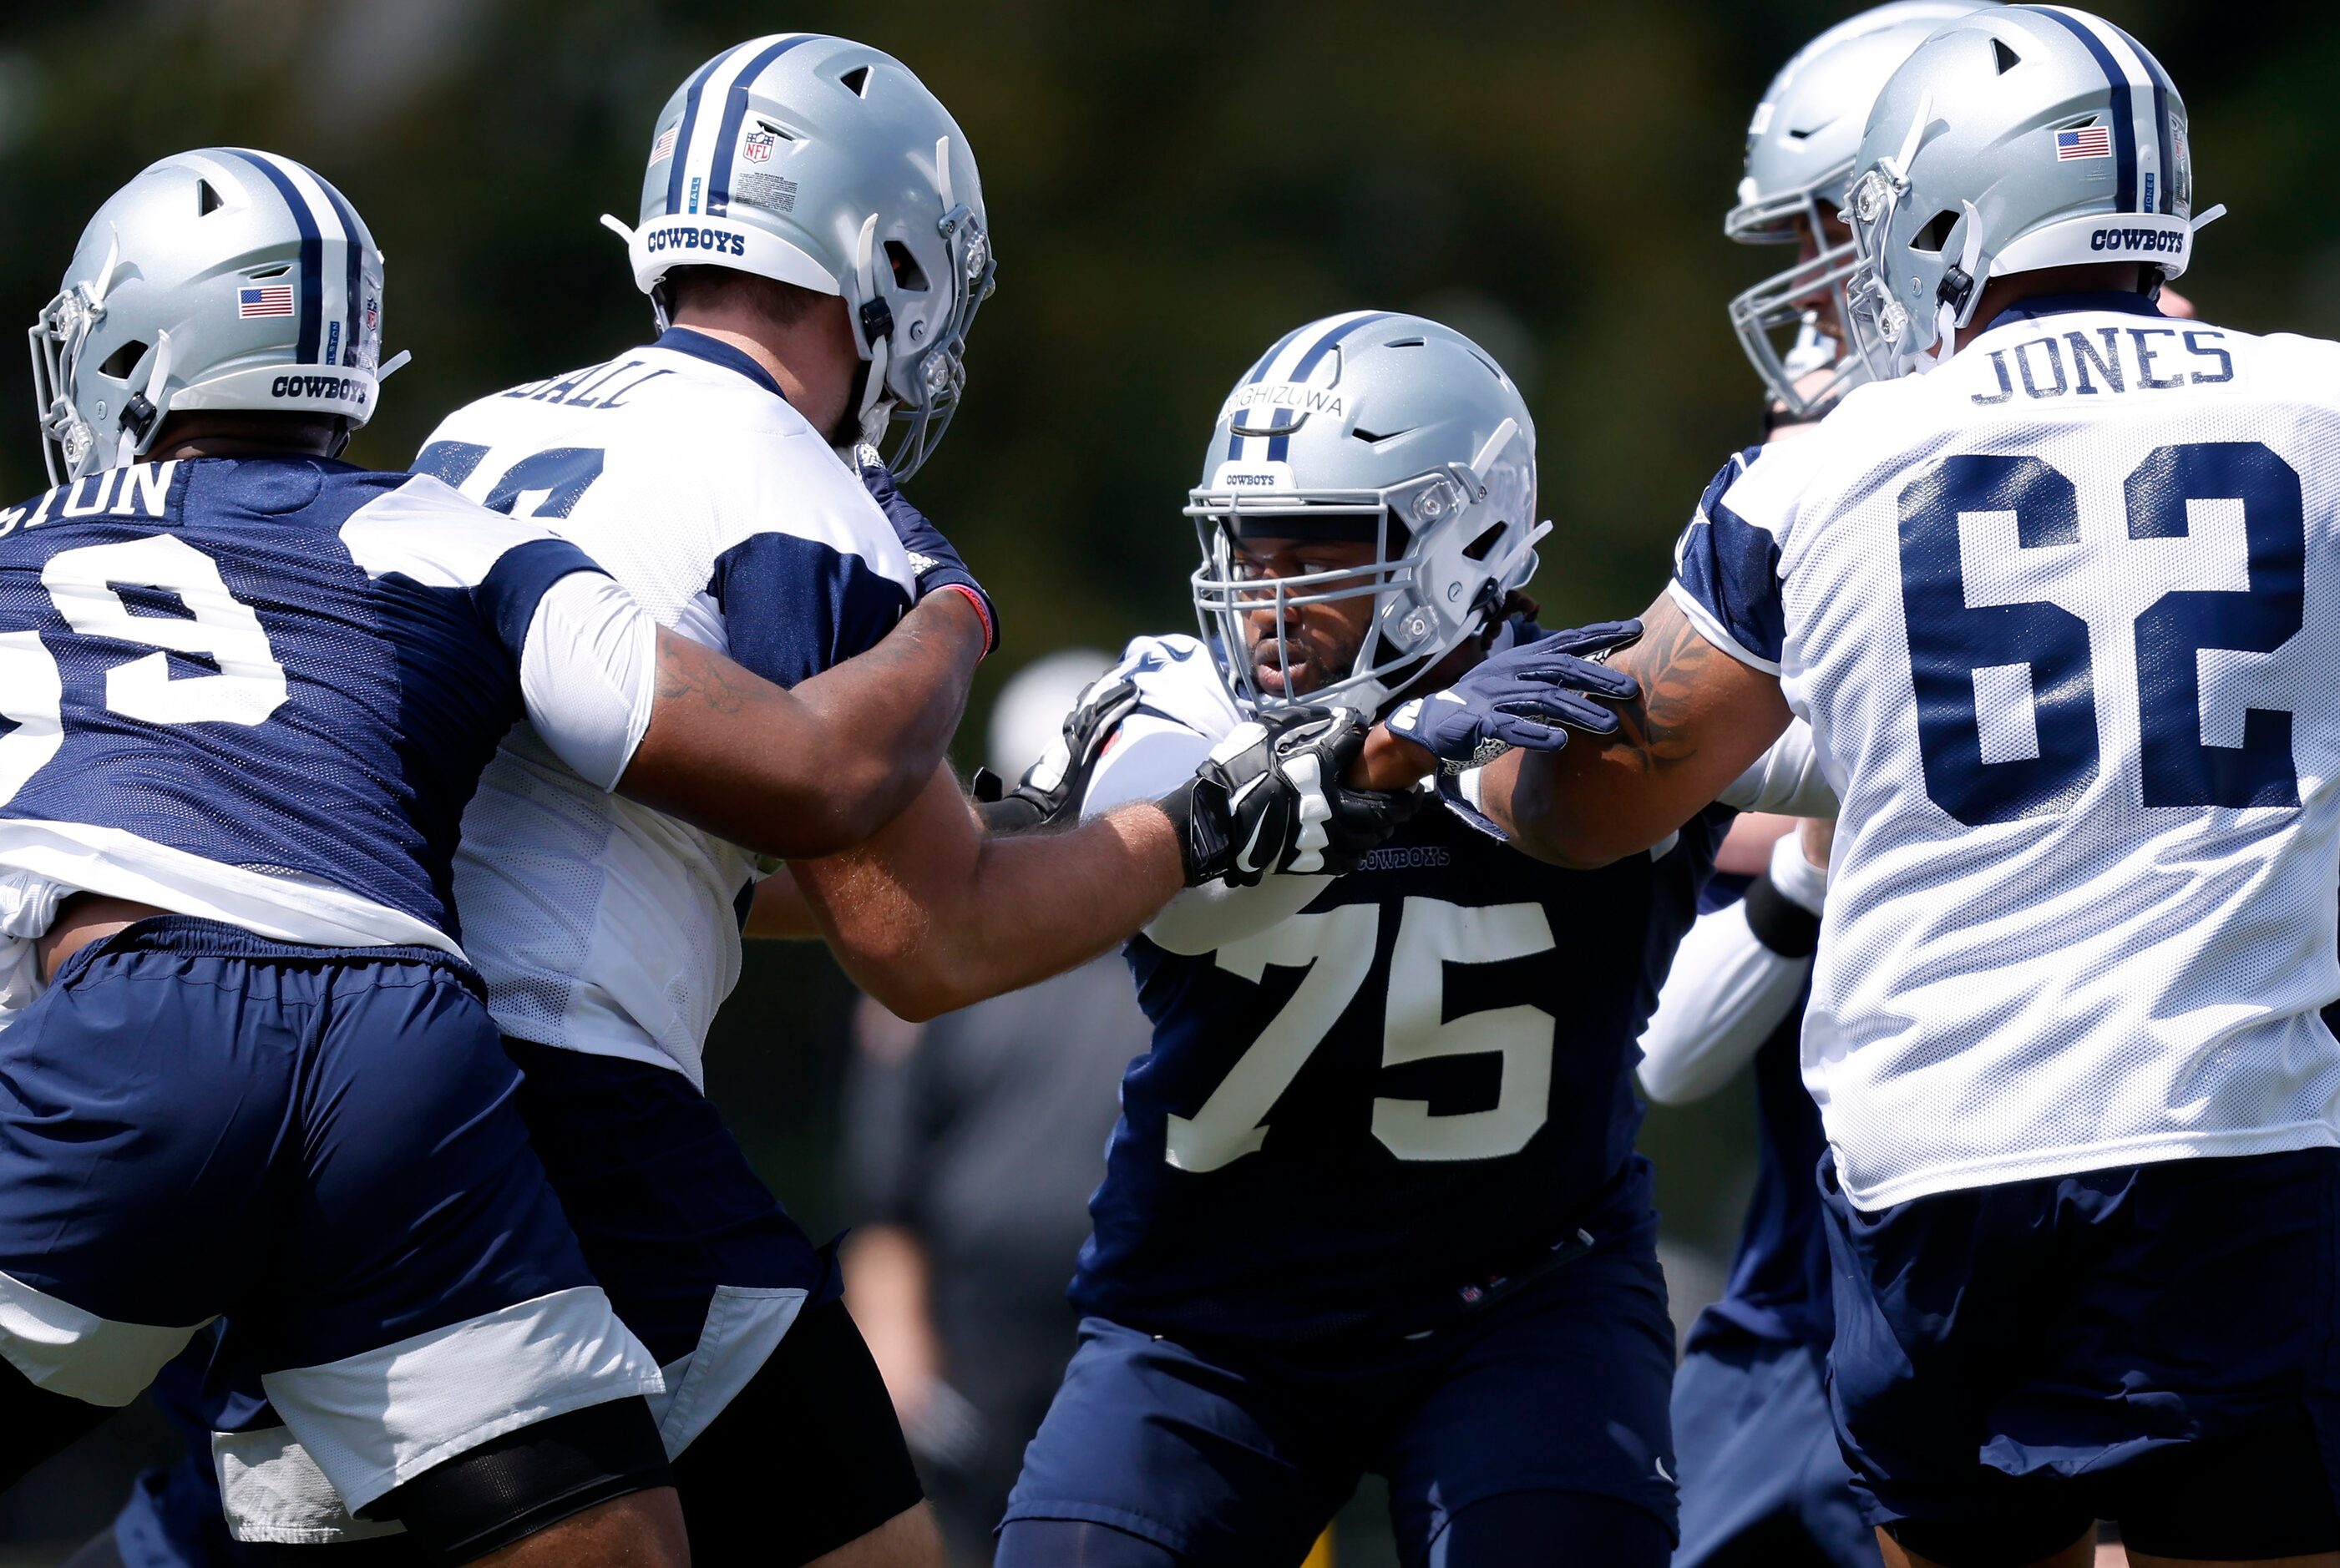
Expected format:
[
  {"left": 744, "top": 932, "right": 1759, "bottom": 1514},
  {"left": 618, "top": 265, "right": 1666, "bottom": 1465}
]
[
  {"left": 1158, "top": 707, "right": 1426, "bottom": 888},
  {"left": 973, "top": 675, "right": 1142, "bottom": 833}
]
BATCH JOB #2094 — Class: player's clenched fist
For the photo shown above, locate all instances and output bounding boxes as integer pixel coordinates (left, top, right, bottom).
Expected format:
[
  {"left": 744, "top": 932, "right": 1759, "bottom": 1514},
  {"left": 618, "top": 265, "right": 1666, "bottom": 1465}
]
[{"left": 1158, "top": 707, "right": 1421, "bottom": 887}]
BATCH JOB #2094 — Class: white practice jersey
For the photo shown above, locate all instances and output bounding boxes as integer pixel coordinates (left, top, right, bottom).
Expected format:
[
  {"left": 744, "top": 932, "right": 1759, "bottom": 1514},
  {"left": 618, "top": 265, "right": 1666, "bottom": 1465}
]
[
  {"left": 418, "top": 328, "right": 918, "bottom": 1086},
  {"left": 1673, "top": 295, "right": 2340, "bottom": 1207}
]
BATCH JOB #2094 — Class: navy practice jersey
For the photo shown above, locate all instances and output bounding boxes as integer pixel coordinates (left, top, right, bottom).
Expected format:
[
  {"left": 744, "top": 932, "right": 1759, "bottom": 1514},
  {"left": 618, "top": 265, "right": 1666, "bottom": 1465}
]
[
  {"left": 0, "top": 456, "right": 640, "bottom": 965},
  {"left": 1072, "top": 634, "right": 1730, "bottom": 1343}
]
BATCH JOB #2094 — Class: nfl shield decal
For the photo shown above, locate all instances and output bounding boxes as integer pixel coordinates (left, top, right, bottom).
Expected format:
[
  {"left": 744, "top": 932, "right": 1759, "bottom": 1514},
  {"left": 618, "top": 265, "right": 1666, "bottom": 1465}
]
[{"left": 742, "top": 130, "right": 776, "bottom": 164}]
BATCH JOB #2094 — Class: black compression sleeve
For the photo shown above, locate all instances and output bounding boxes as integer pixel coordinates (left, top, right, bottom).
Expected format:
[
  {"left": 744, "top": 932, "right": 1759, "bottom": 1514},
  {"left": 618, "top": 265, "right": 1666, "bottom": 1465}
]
[{"left": 1742, "top": 872, "right": 1821, "bottom": 958}]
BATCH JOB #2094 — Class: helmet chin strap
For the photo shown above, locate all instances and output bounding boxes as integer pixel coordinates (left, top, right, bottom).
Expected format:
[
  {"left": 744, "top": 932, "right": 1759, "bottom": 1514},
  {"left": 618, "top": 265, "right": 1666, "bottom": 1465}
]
[
  {"left": 851, "top": 213, "right": 894, "bottom": 444},
  {"left": 113, "top": 329, "right": 173, "bottom": 468},
  {"left": 1932, "top": 200, "right": 1986, "bottom": 370}
]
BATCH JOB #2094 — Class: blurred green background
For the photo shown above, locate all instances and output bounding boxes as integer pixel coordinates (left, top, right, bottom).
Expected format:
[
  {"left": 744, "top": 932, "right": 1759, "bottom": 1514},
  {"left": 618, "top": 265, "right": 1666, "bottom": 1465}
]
[{"left": 0, "top": 0, "right": 2335, "bottom": 1556}]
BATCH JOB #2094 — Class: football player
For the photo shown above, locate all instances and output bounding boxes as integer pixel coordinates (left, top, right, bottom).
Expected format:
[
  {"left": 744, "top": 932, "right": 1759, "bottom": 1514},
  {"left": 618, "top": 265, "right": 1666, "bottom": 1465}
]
[
  {"left": 154, "top": 36, "right": 1574, "bottom": 1568},
  {"left": 990, "top": 311, "right": 1832, "bottom": 1568},
  {"left": 1362, "top": 10, "right": 2340, "bottom": 1566},
  {"left": 0, "top": 144, "right": 1007, "bottom": 1565}
]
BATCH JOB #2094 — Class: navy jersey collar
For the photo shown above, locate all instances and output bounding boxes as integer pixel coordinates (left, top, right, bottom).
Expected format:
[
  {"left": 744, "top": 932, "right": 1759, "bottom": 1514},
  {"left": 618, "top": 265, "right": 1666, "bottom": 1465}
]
[
  {"left": 651, "top": 326, "right": 787, "bottom": 401},
  {"left": 1983, "top": 291, "right": 2167, "bottom": 334}
]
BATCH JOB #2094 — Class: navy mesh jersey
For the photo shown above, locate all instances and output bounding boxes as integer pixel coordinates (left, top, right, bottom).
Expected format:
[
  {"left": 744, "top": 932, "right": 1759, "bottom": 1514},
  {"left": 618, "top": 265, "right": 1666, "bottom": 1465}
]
[
  {"left": 1071, "top": 798, "right": 1732, "bottom": 1344},
  {"left": 0, "top": 456, "right": 601, "bottom": 944}
]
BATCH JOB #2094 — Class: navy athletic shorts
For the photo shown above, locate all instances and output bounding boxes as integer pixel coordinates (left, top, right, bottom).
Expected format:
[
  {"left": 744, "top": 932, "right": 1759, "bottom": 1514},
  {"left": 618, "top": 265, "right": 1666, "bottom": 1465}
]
[
  {"left": 1823, "top": 1146, "right": 2340, "bottom": 1559},
  {"left": 0, "top": 917, "right": 653, "bottom": 1520},
  {"left": 1003, "top": 1219, "right": 1678, "bottom": 1565},
  {"left": 1671, "top": 1330, "right": 1873, "bottom": 1568}
]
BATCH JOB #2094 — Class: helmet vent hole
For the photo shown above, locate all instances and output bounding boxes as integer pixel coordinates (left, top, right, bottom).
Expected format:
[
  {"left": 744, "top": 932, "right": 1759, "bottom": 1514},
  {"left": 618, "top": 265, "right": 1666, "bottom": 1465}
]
[
  {"left": 197, "top": 180, "right": 223, "bottom": 215},
  {"left": 1993, "top": 38, "right": 2021, "bottom": 74},
  {"left": 753, "top": 118, "right": 795, "bottom": 141},
  {"left": 884, "top": 241, "right": 929, "bottom": 292},
  {"left": 249, "top": 264, "right": 291, "bottom": 279},
  {"left": 838, "top": 64, "right": 871, "bottom": 97},
  {"left": 99, "top": 341, "right": 148, "bottom": 380},
  {"left": 1912, "top": 210, "right": 1961, "bottom": 255},
  {"left": 1383, "top": 336, "right": 1426, "bottom": 348},
  {"left": 1352, "top": 427, "right": 1411, "bottom": 444},
  {"left": 1461, "top": 524, "right": 1506, "bottom": 563}
]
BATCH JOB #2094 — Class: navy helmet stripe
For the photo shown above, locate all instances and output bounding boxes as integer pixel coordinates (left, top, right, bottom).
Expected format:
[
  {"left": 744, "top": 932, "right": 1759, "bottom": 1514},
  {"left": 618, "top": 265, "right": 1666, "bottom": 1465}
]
[
  {"left": 314, "top": 180, "right": 367, "bottom": 363},
  {"left": 663, "top": 50, "right": 732, "bottom": 216},
  {"left": 1267, "top": 312, "right": 1391, "bottom": 462},
  {"left": 227, "top": 151, "right": 322, "bottom": 363},
  {"left": 1227, "top": 322, "right": 1314, "bottom": 462},
  {"left": 707, "top": 34, "right": 819, "bottom": 217},
  {"left": 2107, "top": 19, "right": 2178, "bottom": 213},
  {"left": 2027, "top": 7, "right": 2137, "bottom": 210},
  {"left": 2148, "top": 80, "right": 2172, "bottom": 211}
]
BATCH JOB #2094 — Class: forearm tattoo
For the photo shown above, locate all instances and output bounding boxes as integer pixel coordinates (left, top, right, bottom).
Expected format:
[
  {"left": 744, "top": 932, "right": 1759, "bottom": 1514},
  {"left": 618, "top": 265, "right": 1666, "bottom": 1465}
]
[
  {"left": 656, "top": 636, "right": 756, "bottom": 716},
  {"left": 1605, "top": 598, "right": 1720, "bottom": 776}
]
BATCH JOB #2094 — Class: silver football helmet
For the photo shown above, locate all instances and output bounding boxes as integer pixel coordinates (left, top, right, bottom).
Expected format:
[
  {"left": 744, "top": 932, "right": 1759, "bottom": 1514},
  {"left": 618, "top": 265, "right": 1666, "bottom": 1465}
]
[
  {"left": 1188, "top": 311, "right": 1546, "bottom": 716},
  {"left": 605, "top": 33, "right": 995, "bottom": 480},
  {"left": 30, "top": 148, "right": 390, "bottom": 485},
  {"left": 1844, "top": 5, "right": 2217, "bottom": 375},
  {"left": 1726, "top": 2, "right": 1995, "bottom": 420}
]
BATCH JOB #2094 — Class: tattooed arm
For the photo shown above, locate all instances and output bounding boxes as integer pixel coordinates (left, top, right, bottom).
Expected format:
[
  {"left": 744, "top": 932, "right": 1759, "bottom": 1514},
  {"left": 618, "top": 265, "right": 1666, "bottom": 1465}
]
[
  {"left": 1358, "top": 592, "right": 1790, "bottom": 868},
  {"left": 617, "top": 592, "right": 986, "bottom": 860}
]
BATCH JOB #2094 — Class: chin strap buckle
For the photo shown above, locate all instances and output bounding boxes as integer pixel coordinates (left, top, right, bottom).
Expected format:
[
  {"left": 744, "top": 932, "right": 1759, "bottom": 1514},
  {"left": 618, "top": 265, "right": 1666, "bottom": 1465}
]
[
  {"left": 1936, "top": 265, "right": 1975, "bottom": 313},
  {"left": 859, "top": 296, "right": 895, "bottom": 347}
]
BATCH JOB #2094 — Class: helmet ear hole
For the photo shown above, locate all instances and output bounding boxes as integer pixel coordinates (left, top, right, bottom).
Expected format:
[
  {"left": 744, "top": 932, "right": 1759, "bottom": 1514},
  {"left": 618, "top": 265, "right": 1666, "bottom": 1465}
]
[
  {"left": 99, "top": 340, "right": 149, "bottom": 381},
  {"left": 884, "top": 240, "right": 929, "bottom": 292},
  {"left": 1461, "top": 522, "right": 1506, "bottom": 563},
  {"left": 1912, "top": 210, "right": 1961, "bottom": 255}
]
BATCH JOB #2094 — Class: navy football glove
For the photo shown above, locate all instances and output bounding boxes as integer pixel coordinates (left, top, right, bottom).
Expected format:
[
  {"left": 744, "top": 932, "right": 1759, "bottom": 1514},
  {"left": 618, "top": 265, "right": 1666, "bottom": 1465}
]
[
  {"left": 973, "top": 675, "right": 1142, "bottom": 833},
  {"left": 1384, "top": 620, "right": 1644, "bottom": 770},
  {"left": 1159, "top": 707, "right": 1424, "bottom": 888},
  {"left": 859, "top": 454, "right": 1000, "bottom": 656}
]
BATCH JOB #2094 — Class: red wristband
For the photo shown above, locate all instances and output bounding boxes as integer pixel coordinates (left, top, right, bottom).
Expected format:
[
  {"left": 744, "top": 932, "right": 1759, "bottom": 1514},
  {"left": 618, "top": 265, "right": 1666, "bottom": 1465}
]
[{"left": 936, "top": 582, "right": 995, "bottom": 658}]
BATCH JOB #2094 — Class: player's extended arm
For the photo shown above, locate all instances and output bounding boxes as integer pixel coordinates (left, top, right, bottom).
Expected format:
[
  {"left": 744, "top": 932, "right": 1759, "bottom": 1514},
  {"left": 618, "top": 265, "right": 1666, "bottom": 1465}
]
[
  {"left": 785, "top": 705, "right": 1419, "bottom": 1019},
  {"left": 619, "top": 592, "right": 985, "bottom": 861},
  {"left": 1491, "top": 593, "right": 1792, "bottom": 865},
  {"left": 788, "top": 765, "right": 1187, "bottom": 1021},
  {"left": 1361, "top": 593, "right": 1792, "bottom": 867}
]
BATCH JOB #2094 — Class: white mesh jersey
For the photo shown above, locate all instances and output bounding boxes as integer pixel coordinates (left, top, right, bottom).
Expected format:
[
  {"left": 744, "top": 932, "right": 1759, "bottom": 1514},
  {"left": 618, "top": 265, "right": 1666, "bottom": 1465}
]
[
  {"left": 417, "top": 328, "right": 917, "bottom": 1086},
  {"left": 1673, "top": 295, "right": 2340, "bottom": 1208}
]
